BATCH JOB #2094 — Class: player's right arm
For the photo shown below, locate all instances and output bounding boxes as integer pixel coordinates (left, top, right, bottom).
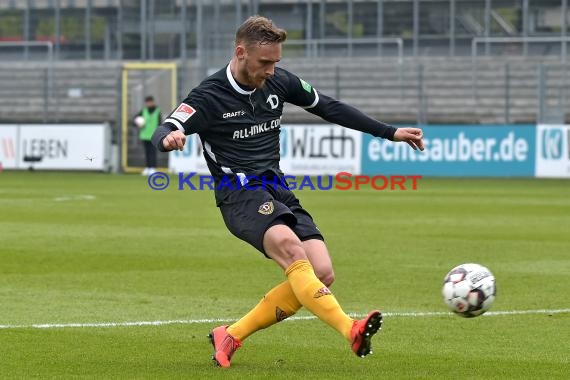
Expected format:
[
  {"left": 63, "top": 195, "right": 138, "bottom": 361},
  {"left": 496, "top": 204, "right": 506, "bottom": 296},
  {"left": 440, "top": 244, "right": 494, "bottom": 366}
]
[
  {"left": 151, "top": 92, "right": 209, "bottom": 152},
  {"left": 152, "top": 122, "right": 186, "bottom": 152},
  {"left": 160, "top": 129, "right": 186, "bottom": 151}
]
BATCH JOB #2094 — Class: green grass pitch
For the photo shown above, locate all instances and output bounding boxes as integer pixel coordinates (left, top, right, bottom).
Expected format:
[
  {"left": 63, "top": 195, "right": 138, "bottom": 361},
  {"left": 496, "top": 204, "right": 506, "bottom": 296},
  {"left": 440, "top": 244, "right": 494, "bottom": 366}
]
[{"left": 0, "top": 172, "right": 568, "bottom": 379}]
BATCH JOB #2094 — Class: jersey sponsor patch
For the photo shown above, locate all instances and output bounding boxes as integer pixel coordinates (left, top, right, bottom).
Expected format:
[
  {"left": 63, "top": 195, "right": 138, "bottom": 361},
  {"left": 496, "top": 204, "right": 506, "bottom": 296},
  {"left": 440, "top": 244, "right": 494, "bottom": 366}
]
[
  {"left": 299, "top": 78, "right": 312, "bottom": 93},
  {"left": 171, "top": 103, "right": 196, "bottom": 123},
  {"left": 258, "top": 201, "right": 274, "bottom": 215}
]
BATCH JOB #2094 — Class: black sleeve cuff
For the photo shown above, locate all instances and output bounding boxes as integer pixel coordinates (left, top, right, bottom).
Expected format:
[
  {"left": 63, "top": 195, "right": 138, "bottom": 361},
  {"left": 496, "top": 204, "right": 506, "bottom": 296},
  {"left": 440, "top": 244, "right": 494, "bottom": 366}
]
[{"left": 151, "top": 124, "right": 178, "bottom": 152}]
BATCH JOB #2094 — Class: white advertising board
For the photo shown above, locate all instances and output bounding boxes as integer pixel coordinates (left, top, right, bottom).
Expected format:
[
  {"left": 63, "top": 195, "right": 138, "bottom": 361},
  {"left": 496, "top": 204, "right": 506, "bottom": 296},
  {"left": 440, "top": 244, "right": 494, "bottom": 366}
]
[
  {"left": 0, "top": 124, "right": 109, "bottom": 170},
  {"left": 535, "top": 124, "right": 570, "bottom": 178},
  {"left": 279, "top": 124, "right": 362, "bottom": 175},
  {"left": 0, "top": 125, "right": 18, "bottom": 169}
]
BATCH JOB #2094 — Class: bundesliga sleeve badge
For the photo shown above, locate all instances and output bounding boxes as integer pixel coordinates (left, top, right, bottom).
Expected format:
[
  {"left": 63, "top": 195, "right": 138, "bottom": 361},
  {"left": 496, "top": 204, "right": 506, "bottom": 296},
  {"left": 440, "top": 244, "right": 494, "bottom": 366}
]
[{"left": 171, "top": 103, "right": 196, "bottom": 123}]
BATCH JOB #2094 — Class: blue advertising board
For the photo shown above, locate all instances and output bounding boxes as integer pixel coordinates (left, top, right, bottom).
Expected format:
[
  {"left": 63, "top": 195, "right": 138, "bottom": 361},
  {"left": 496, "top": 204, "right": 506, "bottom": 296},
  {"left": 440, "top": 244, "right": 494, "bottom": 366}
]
[{"left": 362, "top": 125, "right": 536, "bottom": 177}]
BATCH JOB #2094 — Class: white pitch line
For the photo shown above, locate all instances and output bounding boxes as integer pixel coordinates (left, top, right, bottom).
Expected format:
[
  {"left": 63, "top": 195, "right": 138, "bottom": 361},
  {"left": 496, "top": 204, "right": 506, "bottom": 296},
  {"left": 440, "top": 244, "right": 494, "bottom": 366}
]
[{"left": 0, "top": 309, "right": 568, "bottom": 330}]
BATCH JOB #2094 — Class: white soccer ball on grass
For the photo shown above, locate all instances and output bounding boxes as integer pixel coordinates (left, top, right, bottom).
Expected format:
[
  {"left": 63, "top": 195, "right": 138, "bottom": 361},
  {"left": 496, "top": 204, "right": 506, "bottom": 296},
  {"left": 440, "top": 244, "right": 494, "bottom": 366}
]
[{"left": 442, "top": 263, "right": 496, "bottom": 318}]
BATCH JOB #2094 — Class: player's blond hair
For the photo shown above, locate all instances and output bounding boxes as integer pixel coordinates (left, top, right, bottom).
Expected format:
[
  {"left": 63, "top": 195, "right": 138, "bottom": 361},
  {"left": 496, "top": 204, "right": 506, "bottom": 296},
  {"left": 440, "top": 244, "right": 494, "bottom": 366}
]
[{"left": 235, "top": 15, "right": 287, "bottom": 48}]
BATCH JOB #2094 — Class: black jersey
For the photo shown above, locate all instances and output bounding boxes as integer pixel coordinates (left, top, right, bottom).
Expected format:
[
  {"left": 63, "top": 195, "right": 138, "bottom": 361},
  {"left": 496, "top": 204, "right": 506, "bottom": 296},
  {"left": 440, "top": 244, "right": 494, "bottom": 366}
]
[
  {"left": 162, "top": 65, "right": 318, "bottom": 182},
  {"left": 153, "top": 64, "right": 397, "bottom": 204}
]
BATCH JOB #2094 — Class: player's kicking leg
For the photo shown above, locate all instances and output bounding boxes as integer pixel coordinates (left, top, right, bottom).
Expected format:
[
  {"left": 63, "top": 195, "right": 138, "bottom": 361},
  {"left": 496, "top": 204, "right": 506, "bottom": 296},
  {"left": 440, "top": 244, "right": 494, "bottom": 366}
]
[
  {"left": 302, "top": 239, "right": 383, "bottom": 357},
  {"left": 264, "top": 225, "right": 383, "bottom": 357}
]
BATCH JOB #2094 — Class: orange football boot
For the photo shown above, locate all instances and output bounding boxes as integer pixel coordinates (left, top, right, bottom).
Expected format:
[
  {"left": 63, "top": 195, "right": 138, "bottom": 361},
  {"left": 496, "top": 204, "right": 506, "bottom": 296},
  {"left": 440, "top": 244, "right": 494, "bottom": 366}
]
[
  {"left": 350, "top": 310, "right": 383, "bottom": 357},
  {"left": 208, "top": 325, "right": 242, "bottom": 368}
]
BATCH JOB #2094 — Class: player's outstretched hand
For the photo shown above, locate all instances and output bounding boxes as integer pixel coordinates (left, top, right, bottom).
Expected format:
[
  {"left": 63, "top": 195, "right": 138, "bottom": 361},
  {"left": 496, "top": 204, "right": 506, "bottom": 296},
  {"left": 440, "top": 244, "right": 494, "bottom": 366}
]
[
  {"left": 162, "top": 130, "right": 186, "bottom": 151},
  {"left": 394, "top": 127, "right": 425, "bottom": 151}
]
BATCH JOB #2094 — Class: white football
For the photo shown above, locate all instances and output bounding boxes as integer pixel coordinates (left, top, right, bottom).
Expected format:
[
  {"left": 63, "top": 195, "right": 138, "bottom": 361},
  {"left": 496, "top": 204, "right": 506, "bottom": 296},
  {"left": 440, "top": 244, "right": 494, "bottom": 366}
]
[
  {"left": 134, "top": 116, "right": 145, "bottom": 128},
  {"left": 442, "top": 263, "right": 496, "bottom": 318}
]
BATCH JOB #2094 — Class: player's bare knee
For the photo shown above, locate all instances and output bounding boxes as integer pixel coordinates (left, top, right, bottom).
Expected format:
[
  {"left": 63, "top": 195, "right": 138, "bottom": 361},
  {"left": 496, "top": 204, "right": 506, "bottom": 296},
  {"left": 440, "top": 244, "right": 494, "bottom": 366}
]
[
  {"left": 318, "top": 270, "right": 335, "bottom": 287},
  {"left": 279, "top": 235, "right": 306, "bottom": 262},
  {"left": 312, "top": 262, "right": 335, "bottom": 285}
]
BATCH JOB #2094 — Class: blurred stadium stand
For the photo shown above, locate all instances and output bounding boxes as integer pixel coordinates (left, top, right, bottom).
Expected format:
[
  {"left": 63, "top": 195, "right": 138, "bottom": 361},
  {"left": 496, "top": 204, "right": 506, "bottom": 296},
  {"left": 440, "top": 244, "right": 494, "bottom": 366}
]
[{"left": 0, "top": 0, "right": 569, "bottom": 129}]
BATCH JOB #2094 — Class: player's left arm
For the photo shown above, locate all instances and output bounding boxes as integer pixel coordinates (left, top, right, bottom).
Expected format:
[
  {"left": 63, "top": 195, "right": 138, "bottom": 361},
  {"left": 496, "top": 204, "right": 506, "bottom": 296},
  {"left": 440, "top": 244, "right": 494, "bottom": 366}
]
[
  {"left": 392, "top": 126, "right": 424, "bottom": 151},
  {"left": 281, "top": 70, "right": 424, "bottom": 151},
  {"left": 310, "top": 92, "right": 424, "bottom": 151}
]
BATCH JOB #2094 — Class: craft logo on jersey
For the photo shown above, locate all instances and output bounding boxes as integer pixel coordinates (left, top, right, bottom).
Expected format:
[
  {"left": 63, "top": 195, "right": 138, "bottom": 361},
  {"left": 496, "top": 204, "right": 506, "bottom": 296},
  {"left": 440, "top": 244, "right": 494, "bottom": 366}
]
[
  {"left": 172, "top": 103, "right": 196, "bottom": 123},
  {"left": 258, "top": 201, "right": 274, "bottom": 215},
  {"left": 541, "top": 128, "right": 563, "bottom": 159},
  {"left": 313, "top": 286, "right": 332, "bottom": 298},
  {"left": 222, "top": 110, "right": 245, "bottom": 119},
  {"left": 266, "top": 94, "right": 279, "bottom": 110}
]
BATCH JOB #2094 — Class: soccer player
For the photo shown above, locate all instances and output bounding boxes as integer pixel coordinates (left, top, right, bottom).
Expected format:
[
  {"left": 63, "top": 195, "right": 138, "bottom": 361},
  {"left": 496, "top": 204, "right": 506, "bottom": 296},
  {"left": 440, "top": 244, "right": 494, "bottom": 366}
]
[{"left": 152, "top": 16, "right": 424, "bottom": 368}]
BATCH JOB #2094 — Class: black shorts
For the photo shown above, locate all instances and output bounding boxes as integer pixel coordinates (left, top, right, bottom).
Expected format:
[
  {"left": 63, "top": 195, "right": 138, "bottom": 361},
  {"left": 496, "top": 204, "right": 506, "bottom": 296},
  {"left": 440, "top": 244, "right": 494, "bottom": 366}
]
[{"left": 219, "top": 182, "right": 324, "bottom": 256}]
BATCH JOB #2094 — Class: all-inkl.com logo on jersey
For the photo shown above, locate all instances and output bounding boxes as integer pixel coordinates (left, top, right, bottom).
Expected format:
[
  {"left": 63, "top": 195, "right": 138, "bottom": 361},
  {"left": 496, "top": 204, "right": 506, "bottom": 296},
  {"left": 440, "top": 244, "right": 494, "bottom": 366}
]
[{"left": 147, "top": 172, "right": 422, "bottom": 191}]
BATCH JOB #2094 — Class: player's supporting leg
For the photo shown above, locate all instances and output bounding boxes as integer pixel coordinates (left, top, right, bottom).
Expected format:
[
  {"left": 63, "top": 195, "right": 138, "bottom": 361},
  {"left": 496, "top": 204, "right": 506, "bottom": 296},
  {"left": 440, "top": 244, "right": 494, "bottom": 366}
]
[
  {"left": 226, "top": 280, "right": 301, "bottom": 341},
  {"left": 210, "top": 240, "right": 335, "bottom": 367},
  {"left": 210, "top": 280, "right": 301, "bottom": 368}
]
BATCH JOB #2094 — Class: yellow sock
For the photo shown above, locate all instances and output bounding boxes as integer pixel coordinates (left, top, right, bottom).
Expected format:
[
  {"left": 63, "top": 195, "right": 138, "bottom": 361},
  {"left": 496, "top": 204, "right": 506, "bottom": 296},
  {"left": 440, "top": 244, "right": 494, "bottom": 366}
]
[
  {"left": 285, "top": 260, "right": 354, "bottom": 340},
  {"left": 227, "top": 281, "right": 302, "bottom": 341}
]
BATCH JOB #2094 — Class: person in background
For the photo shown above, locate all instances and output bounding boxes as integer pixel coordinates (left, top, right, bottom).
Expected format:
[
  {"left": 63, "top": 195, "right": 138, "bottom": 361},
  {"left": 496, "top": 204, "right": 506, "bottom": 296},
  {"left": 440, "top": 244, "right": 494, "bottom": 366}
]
[{"left": 134, "top": 95, "right": 162, "bottom": 175}]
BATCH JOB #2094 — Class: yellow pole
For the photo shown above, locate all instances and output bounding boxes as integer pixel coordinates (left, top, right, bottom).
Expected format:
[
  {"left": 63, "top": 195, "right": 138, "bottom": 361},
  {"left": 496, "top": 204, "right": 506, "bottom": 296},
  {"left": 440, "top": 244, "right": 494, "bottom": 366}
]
[
  {"left": 121, "top": 68, "right": 128, "bottom": 172},
  {"left": 121, "top": 62, "right": 178, "bottom": 173}
]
